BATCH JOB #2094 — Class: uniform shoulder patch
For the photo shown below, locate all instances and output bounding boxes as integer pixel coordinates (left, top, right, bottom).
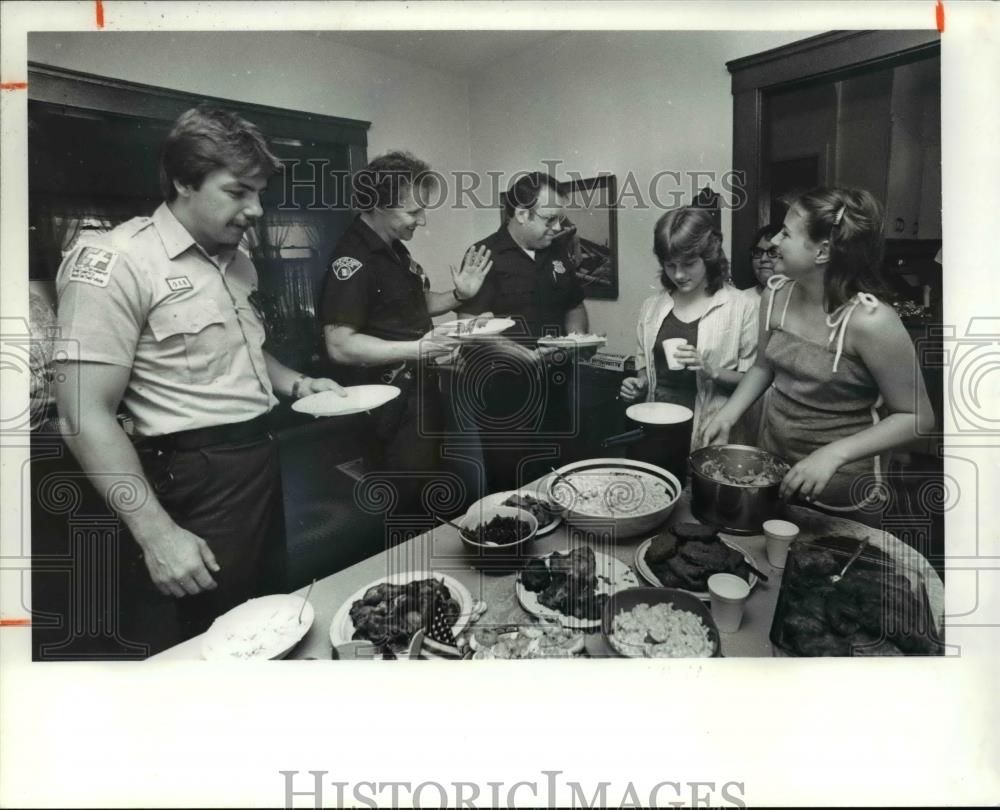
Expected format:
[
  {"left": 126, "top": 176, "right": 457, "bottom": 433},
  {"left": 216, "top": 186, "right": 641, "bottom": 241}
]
[
  {"left": 331, "top": 256, "right": 363, "bottom": 281},
  {"left": 67, "top": 246, "right": 117, "bottom": 288}
]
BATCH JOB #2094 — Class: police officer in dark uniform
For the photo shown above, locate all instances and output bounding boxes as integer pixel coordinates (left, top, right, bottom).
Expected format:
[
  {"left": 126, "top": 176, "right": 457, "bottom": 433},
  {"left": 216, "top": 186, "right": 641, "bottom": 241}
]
[
  {"left": 456, "top": 172, "right": 590, "bottom": 492},
  {"left": 320, "top": 151, "right": 492, "bottom": 513},
  {"left": 55, "top": 105, "right": 346, "bottom": 653}
]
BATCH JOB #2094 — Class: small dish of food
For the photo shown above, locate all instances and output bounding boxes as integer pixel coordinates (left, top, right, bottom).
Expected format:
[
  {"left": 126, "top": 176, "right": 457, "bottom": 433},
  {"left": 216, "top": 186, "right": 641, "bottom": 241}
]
[
  {"left": 469, "top": 622, "right": 585, "bottom": 659},
  {"left": 516, "top": 546, "right": 639, "bottom": 629},
  {"left": 329, "top": 571, "right": 473, "bottom": 655},
  {"left": 602, "top": 587, "right": 721, "bottom": 658},
  {"left": 536, "top": 332, "right": 608, "bottom": 348},
  {"left": 458, "top": 505, "right": 538, "bottom": 571},
  {"left": 201, "top": 594, "right": 314, "bottom": 660},
  {"left": 467, "top": 489, "right": 561, "bottom": 536},
  {"left": 635, "top": 522, "right": 758, "bottom": 599}
]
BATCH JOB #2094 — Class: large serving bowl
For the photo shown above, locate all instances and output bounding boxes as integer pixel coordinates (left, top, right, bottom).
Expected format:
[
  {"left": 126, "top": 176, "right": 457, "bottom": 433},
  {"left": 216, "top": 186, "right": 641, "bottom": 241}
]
[
  {"left": 545, "top": 458, "right": 682, "bottom": 540},
  {"left": 689, "top": 444, "right": 790, "bottom": 534},
  {"left": 457, "top": 505, "right": 538, "bottom": 572},
  {"left": 601, "top": 586, "right": 721, "bottom": 658}
]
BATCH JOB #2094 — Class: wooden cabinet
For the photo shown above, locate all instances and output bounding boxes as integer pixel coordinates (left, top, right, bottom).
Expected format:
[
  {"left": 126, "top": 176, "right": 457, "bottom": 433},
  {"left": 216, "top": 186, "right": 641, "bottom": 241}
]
[
  {"left": 885, "top": 59, "right": 940, "bottom": 239},
  {"left": 762, "top": 55, "right": 940, "bottom": 243}
]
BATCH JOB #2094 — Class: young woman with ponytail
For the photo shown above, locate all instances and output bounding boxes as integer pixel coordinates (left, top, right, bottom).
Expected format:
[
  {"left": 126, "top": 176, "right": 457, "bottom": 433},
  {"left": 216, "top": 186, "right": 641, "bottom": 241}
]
[{"left": 700, "top": 187, "right": 935, "bottom": 527}]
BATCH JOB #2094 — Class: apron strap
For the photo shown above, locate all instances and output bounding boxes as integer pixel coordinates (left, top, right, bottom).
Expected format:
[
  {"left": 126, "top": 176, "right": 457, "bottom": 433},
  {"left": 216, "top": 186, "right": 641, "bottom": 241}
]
[{"left": 764, "top": 274, "right": 794, "bottom": 330}]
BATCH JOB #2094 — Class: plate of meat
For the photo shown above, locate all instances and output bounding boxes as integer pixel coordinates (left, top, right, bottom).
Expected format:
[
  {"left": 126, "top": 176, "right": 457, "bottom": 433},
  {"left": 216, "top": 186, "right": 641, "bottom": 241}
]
[
  {"left": 515, "top": 546, "right": 640, "bottom": 629},
  {"left": 635, "top": 522, "right": 758, "bottom": 600},
  {"left": 329, "top": 571, "right": 474, "bottom": 654},
  {"left": 536, "top": 333, "right": 607, "bottom": 348}
]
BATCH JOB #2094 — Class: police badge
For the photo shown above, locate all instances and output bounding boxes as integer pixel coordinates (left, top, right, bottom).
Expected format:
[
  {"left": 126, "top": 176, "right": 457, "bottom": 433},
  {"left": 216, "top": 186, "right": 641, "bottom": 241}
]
[{"left": 332, "top": 256, "right": 363, "bottom": 280}]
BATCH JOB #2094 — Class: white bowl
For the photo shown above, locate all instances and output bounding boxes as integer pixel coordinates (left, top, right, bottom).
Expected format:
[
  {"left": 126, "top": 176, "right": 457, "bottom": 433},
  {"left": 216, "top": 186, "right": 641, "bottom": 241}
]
[{"left": 546, "top": 458, "right": 682, "bottom": 540}]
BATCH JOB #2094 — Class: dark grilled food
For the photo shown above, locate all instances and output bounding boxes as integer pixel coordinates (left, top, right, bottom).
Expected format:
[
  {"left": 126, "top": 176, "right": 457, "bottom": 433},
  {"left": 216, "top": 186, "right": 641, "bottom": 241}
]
[
  {"left": 348, "top": 578, "right": 461, "bottom": 650},
  {"left": 526, "top": 547, "right": 607, "bottom": 621},
  {"left": 502, "top": 493, "right": 557, "bottom": 526},
  {"left": 521, "top": 558, "right": 551, "bottom": 592},
  {"left": 773, "top": 545, "right": 942, "bottom": 657},
  {"left": 670, "top": 522, "right": 720, "bottom": 543},
  {"left": 644, "top": 532, "right": 678, "bottom": 565},
  {"left": 645, "top": 525, "right": 751, "bottom": 591},
  {"left": 462, "top": 515, "right": 532, "bottom": 546}
]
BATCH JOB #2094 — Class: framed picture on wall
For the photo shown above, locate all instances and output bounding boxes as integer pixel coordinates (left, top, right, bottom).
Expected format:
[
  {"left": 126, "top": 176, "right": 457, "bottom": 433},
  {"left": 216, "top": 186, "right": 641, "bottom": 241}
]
[
  {"left": 500, "top": 174, "right": 619, "bottom": 300},
  {"left": 559, "top": 174, "right": 618, "bottom": 300}
]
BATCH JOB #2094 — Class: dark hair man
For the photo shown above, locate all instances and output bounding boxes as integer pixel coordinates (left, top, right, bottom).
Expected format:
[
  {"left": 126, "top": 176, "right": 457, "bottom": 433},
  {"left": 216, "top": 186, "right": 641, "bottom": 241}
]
[
  {"left": 454, "top": 172, "right": 590, "bottom": 492},
  {"left": 55, "top": 104, "right": 346, "bottom": 651}
]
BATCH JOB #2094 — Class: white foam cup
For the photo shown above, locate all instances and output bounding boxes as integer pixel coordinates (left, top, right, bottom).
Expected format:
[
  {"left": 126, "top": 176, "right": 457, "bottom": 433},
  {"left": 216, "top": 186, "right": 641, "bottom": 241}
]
[
  {"left": 707, "top": 573, "right": 751, "bottom": 633},
  {"left": 662, "top": 338, "right": 687, "bottom": 370},
  {"left": 763, "top": 519, "right": 800, "bottom": 568}
]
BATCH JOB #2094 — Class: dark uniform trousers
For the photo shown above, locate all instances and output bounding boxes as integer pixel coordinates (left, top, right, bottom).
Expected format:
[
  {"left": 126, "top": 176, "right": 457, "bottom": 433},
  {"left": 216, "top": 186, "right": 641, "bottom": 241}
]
[
  {"left": 124, "top": 421, "right": 285, "bottom": 650},
  {"left": 458, "top": 343, "right": 572, "bottom": 494},
  {"left": 366, "top": 365, "right": 444, "bottom": 517}
]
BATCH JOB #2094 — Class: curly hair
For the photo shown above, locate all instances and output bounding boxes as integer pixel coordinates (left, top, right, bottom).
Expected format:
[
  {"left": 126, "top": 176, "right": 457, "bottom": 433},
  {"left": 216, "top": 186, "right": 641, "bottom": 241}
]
[
  {"left": 159, "top": 104, "right": 282, "bottom": 201},
  {"left": 352, "top": 150, "right": 435, "bottom": 211},
  {"left": 780, "top": 186, "right": 890, "bottom": 310},
  {"left": 653, "top": 207, "right": 729, "bottom": 295}
]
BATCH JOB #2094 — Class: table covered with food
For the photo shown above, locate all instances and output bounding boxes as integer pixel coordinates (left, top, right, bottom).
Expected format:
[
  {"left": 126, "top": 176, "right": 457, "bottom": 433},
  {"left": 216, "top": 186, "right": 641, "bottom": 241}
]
[{"left": 152, "top": 452, "right": 944, "bottom": 662}]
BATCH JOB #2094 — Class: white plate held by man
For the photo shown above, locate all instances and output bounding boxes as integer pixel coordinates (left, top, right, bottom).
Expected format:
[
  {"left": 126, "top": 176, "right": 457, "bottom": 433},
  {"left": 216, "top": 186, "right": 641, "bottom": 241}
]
[{"left": 292, "top": 384, "right": 401, "bottom": 417}]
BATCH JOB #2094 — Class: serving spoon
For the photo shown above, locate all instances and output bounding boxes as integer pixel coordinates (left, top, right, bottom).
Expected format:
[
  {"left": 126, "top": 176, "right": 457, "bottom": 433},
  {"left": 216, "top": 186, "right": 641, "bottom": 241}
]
[{"left": 830, "top": 539, "right": 869, "bottom": 583}]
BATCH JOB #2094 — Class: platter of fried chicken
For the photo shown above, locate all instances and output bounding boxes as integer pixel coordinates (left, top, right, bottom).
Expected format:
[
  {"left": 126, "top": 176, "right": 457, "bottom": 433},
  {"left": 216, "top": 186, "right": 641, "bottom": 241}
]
[
  {"left": 770, "top": 536, "right": 943, "bottom": 656},
  {"left": 329, "top": 571, "right": 473, "bottom": 655},
  {"left": 515, "top": 546, "right": 639, "bottom": 629},
  {"left": 635, "top": 522, "right": 757, "bottom": 599}
]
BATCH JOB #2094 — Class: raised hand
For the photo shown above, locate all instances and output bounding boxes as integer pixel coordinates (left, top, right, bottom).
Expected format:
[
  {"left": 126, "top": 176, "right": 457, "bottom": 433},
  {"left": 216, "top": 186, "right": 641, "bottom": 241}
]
[{"left": 452, "top": 246, "right": 493, "bottom": 302}]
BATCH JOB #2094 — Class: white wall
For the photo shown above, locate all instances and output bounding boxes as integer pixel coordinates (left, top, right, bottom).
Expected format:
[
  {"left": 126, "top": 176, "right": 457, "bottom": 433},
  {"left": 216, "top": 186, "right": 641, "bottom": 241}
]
[
  {"left": 29, "top": 29, "right": 814, "bottom": 346},
  {"left": 467, "top": 30, "right": 810, "bottom": 353},
  {"left": 28, "top": 31, "right": 476, "bottom": 291}
]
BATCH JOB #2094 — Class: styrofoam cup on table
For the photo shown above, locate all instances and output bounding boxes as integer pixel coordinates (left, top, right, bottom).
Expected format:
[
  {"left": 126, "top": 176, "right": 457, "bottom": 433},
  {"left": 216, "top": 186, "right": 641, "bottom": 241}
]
[
  {"left": 763, "top": 519, "right": 800, "bottom": 568},
  {"left": 662, "top": 338, "right": 687, "bottom": 370},
  {"left": 707, "top": 573, "right": 751, "bottom": 633}
]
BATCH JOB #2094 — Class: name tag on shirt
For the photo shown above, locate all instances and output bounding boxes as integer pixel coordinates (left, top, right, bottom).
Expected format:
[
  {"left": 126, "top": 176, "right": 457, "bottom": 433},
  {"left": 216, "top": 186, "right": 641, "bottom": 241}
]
[{"left": 166, "top": 276, "right": 194, "bottom": 292}]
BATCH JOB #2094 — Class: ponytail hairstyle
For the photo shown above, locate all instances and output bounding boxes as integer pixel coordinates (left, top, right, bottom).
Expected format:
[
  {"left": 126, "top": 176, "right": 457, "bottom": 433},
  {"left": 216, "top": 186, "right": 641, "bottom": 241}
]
[
  {"left": 780, "top": 187, "right": 890, "bottom": 311},
  {"left": 653, "top": 207, "right": 729, "bottom": 295}
]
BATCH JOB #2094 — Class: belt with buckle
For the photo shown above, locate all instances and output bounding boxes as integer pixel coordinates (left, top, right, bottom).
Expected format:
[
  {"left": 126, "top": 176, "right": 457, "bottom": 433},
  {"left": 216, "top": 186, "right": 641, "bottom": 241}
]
[{"left": 141, "top": 412, "right": 272, "bottom": 452}]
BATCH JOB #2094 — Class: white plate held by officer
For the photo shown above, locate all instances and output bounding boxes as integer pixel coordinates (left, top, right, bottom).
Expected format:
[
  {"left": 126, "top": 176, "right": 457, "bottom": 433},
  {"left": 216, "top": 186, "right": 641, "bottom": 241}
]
[
  {"left": 292, "top": 384, "right": 401, "bottom": 417},
  {"left": 435, "top": 317, "right": 515, "bottom": 339}
]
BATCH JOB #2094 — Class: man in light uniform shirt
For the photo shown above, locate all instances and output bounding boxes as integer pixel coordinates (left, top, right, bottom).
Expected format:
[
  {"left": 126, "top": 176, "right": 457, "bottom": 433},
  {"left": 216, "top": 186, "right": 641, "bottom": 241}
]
[{"left": 56, "top": 104, "right": 344, "bottom": 651}]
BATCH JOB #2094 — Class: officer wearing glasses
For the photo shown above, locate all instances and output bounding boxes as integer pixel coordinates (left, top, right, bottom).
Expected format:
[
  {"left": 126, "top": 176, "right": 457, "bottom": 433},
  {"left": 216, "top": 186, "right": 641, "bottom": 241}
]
[{"left": 454, "top": 172, "right": 589, "bottom": 492}]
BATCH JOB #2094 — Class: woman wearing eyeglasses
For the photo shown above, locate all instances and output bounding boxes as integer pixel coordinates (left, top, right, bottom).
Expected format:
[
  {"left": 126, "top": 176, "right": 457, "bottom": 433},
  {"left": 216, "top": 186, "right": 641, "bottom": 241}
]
[{"left": 744, "top": 223, "right": 782, "bottom": 300}]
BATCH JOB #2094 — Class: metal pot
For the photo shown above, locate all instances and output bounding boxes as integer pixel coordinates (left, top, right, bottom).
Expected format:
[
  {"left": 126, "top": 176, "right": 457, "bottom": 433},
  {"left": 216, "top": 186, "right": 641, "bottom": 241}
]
[
  {"left": 602, "top": 403, "right": 693, "bottom": 483},
  {"left": 689, "top": 444, "right": 790, "bottom": 534}
]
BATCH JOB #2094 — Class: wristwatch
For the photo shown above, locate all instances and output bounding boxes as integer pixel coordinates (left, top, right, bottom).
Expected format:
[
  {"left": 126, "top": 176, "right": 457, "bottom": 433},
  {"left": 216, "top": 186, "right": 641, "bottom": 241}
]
[
  {"left": 291, "top": 374, "right": 309, "bottom": 399},
  {"left": 453, "top": 287, "right": 470, "bottom": 302}
]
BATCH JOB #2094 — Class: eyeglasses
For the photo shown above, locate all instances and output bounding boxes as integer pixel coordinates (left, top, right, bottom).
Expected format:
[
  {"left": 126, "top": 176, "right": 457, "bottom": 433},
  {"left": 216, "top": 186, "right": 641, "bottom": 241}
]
[
  {"left": 531, "top": 209, "right": 563, "bottom": 230},
  {"left": 751, "top": 247, "right": 779, "bottom": 259}
]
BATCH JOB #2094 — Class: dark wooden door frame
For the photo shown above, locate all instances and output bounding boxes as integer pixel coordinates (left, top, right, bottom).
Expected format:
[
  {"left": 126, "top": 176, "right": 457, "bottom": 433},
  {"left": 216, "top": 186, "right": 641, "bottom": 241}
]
[{"left": 726, "top": 30, "right": 940, "bottom": 288}]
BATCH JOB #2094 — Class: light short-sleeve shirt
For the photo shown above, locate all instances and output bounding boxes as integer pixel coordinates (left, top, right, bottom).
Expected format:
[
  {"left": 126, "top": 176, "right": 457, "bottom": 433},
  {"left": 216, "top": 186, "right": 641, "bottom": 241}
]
[{"left": 56, "top": 203, "right": 277, "bottom": 437}]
